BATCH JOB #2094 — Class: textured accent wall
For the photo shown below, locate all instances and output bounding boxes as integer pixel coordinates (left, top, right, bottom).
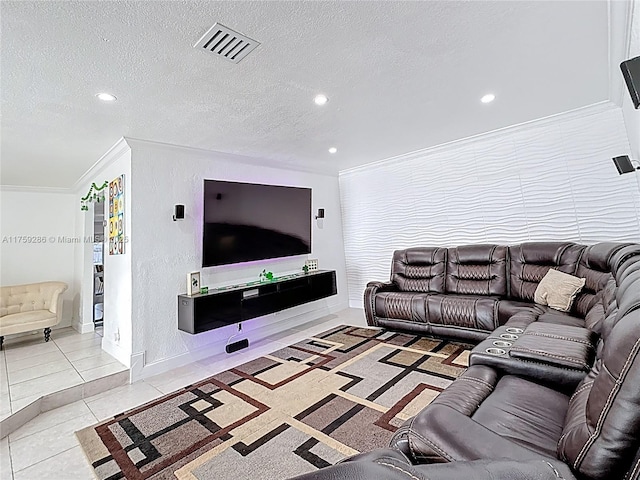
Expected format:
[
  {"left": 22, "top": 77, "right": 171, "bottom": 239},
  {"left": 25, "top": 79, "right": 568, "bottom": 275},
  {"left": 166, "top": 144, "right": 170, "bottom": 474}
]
[{"left": 339, "top": 107, "right": 640, "bottom": 307}]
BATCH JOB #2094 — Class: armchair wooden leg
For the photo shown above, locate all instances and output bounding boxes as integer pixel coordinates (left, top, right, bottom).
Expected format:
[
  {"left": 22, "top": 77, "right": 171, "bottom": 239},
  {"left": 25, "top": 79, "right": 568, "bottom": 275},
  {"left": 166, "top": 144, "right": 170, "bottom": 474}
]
[
  {"left": 44, "top": 328, "right": 51, "bottom": 342},
  {"left": 0, "top": 336, "right": 3, "bottom": 350}
]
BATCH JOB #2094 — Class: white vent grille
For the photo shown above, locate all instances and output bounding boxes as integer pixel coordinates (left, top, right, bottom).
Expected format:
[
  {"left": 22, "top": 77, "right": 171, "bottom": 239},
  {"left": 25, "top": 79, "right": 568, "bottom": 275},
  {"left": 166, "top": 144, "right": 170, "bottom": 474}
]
[{"left": 194, "top": 23, "right": 260, "bottom": 64}]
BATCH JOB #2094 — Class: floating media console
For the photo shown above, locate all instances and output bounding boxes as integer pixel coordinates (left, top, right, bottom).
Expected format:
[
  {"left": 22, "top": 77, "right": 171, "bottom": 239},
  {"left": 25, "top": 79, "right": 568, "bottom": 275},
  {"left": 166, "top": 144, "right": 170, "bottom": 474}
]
[{"left": 177, "top": 270, "right": 337, "bottom": 334}]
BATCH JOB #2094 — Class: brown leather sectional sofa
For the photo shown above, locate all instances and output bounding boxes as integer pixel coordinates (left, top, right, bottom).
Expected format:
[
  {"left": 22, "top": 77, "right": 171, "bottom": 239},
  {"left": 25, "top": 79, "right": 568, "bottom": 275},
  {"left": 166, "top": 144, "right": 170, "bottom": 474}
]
[
  {"left": 288, "top": 241, "right": 640, "bottom": 480},
  {"left": 364, "top": 242, "right": 629, "bottom": 342}
]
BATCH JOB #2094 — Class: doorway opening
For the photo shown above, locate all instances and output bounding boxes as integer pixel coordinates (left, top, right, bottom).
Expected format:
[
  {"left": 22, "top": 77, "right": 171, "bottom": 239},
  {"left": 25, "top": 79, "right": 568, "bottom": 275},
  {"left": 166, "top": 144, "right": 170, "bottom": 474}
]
[{"left": 93, "top": 204, "right": 105, "bottom": 337}]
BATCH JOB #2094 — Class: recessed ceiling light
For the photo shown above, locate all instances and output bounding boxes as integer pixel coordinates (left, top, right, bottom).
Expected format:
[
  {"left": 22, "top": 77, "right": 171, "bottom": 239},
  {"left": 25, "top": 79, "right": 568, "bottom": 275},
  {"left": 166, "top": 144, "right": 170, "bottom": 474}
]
[
  {"left": 314, "top": 94, "right": 329, "bottom": 106},
  {"left": 481, "top": 93, "right": 495, "bottom": 104},
  {"left": 328, "top": 147, "right": 337, "bottom": 154},
  {"left": 96, "top": 93, "right": 117, "bottom": 102}
]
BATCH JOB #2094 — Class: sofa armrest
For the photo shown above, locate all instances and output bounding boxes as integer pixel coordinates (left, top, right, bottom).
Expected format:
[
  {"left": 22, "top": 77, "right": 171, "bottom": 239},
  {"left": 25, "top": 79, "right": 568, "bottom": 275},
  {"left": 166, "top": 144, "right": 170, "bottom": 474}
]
[
  {"left": 363, "top": 281, "right": 398, "bottom": 327},
  {"left": 48, "top": 284, "right": 68, "bottom": 325},
  {"left": 365, "top": 281, "right": 397, "bottom": 291},
  {"left": 286, "top": 448, "right": 576, "bottom": 480}
]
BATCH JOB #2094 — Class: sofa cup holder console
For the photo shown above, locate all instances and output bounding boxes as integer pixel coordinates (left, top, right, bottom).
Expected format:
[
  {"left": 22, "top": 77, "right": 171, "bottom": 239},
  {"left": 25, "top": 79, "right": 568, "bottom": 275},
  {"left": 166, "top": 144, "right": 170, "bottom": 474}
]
[
  {"left": 469, "top": 323, "right": 597, "bottom": 391},
  {"left": 485, "top": 347, "right": 507, "bottom": 355},
  {"left": 499, "top": 333, "right": 519, "bottom": 340}
]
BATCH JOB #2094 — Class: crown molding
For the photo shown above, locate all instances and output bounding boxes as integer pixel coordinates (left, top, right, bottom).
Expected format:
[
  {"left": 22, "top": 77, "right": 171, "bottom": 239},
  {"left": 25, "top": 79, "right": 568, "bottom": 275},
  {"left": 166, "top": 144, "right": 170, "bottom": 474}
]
[
  {"left": 70, "top": 137, "right": 131, "bottom": 193},
  {"left": 339, "top": 101, "right": 617, "bottom": 177},
  {"left": 0, "top": 185, "right": 72, "bottom": 194},
  {"left": 124, "top": 136, "right": 338, "bottom": 178}
]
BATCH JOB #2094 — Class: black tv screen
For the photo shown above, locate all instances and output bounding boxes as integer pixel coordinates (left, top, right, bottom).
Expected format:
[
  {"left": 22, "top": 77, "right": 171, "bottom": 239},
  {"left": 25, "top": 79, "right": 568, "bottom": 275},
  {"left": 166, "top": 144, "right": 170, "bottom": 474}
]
[{"left": 203, "top": 180, "right": 312, "bottom": 267}]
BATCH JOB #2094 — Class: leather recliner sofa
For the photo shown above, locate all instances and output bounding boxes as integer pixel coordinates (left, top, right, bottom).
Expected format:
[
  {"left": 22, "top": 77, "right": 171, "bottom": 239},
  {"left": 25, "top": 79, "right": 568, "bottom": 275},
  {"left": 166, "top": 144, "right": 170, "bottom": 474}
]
[
  {"left": 287, "top": 241, "right": 640, "bottom": 480},
  {"left": 364, "top": 242, "right": 638, "bottom": 342}
]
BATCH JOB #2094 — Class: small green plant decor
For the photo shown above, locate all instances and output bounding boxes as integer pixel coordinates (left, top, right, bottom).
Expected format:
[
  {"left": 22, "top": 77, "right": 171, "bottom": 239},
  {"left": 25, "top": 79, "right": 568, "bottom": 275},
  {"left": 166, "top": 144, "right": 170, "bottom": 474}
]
[{"left": 259, "top": 269, "right": 274, "bottom": 282}]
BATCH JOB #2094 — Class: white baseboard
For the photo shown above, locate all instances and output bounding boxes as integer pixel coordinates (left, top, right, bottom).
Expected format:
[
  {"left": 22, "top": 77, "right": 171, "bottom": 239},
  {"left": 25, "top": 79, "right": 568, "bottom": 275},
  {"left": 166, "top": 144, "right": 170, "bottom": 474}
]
[
  {"left": 131, "top": 300, "right": 348, "bottom": 382},
  {"left": 129, "top": 351, "right": 145, "bottom": 383},
  {"left": 73, "top": 319, "right": 95, "bottom": 334},
  {"left": 349, "top": 299, "right": 365, "bottom": 309}
]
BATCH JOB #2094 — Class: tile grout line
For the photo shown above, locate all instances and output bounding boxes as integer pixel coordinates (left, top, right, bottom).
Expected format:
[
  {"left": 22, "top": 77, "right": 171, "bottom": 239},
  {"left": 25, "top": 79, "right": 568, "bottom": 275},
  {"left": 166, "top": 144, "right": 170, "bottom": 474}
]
[
  {"left": 8, "top": 400, "right": 98, "bottom": 444},
  {"left": 8, "top": 369, "right": 85, "bottom": 405},
  {"left": 6, "top": 363, "right": 78, "bottom": 389},
  {"left": 6, "top": 336, "right": 68, "bottom": 407},
  {"left": 7, "top": 438, "right": 15, "bottom": 480},
  {"left": 8, "top": 407, "right": 100, "bottom": 473},
  {"left": 57, "top": 336, "right": 99, "bottom": 379},
  {"left": 11, "top": 443, "right": 80, "bottom": 475}
]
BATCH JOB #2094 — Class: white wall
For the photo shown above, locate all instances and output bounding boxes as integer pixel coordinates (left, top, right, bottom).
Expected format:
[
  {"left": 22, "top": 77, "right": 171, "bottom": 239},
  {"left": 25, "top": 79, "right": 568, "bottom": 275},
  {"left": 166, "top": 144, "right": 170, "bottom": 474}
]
[
  {"left": 73, "top": 140, "right": 132, "bottom": 366},
  {"left": 339, "top": 106, "right": 640, "bottom": 307},
  {"left": 0, "top": 188, "right": 76, "bottom": 327},
  {"left": 128, "top": 139, "right": 349, "bottom": 379}
]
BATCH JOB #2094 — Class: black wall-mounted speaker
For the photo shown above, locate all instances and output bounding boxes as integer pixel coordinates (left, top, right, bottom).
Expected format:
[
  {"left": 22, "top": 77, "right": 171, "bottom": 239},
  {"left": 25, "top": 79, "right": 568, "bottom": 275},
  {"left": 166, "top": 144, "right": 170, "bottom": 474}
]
[
  {"left": 173, "top": 204, "right": 185, "bottom": 221},
  {"left": 613, "top": 156, "right": 635, "bottom": 175},
  {"left": 621, "top": 56, "right": 640, "bottom": 109},
  {"left": 225, "top": 338, "right": 249, "bottom": 353}
]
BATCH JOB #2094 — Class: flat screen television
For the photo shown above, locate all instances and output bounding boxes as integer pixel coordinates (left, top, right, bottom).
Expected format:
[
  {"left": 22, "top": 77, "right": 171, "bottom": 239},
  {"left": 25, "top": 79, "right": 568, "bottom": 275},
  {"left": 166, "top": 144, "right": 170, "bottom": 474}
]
[{"left": 203, "top": 180, "right": 312, "bottom": 267}]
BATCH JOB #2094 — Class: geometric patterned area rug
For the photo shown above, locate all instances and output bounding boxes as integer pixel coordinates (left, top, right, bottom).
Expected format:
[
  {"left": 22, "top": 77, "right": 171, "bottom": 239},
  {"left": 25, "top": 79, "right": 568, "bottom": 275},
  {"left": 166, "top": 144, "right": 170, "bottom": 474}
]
[{"left": 76, "top": 325, "right": 471, "bottom": 480}]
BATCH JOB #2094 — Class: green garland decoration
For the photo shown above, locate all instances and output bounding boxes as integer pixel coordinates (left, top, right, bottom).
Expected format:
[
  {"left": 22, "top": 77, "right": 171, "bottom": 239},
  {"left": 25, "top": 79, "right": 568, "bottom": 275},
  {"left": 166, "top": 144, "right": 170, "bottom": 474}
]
[{"left": 80, "top": 181, "right": 108, "bottom": 211}]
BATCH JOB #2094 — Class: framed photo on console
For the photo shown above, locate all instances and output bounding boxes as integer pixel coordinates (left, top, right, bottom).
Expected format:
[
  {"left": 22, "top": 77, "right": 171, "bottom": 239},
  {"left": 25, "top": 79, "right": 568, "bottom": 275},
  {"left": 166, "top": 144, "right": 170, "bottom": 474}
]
[{"left": 187, "top": 272, "right": 201, "bottom": 296}]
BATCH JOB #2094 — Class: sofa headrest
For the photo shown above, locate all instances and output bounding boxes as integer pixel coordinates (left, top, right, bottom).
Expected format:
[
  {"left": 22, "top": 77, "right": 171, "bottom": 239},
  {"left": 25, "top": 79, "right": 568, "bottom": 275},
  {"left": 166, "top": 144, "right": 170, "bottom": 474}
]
[
  {"left": 508, "top": 242, "right": 584, "bottom": 302},
  {"left": 446, "top": 244, "right": 505, "bottom": 264},
  {"left": 573, "top": 243, "right": 629, "bottom": 318},
  {"left": 391, "top": 248, "right": 447, "bottom": 293},
  {"left": 610, "top": 244, "right": 640, "bottom": 278},
  {"left": 581, "top": 243, "right": 631, "bottom": 272},
  {"left": 511, "top": 242, "right": 584, "bottom": 267},
  {"left": 445, "top": 245, "right": 508, "bottom": 296}
]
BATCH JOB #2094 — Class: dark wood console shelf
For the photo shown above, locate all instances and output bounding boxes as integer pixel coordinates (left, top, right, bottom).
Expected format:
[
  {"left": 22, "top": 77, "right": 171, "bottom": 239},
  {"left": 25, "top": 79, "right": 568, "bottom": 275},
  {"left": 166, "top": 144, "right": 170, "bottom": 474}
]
[{"left": 178, "top": 270, "right": 337, "bottom": 334}]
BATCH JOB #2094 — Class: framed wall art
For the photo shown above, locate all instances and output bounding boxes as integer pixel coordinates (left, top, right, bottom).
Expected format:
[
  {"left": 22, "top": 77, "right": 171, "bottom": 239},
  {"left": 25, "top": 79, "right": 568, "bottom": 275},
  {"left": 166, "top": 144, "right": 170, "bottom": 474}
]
[{"left": 108, "top": 174, "right": 125, "bottom": 255}]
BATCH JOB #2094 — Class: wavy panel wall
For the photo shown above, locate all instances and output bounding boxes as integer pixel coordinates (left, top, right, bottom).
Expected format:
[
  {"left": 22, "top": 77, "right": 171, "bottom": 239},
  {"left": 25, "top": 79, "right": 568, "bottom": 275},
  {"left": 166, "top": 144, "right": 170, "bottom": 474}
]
[{"left": 339, "top": 107, "right": 640, "bottom": 307}]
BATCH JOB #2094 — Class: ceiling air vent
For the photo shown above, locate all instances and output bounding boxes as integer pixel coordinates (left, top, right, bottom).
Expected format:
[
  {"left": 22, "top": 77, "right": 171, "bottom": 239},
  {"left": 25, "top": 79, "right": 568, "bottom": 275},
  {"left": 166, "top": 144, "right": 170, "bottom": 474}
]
[{"left": 194, "top": 23, "right": 260, "bottom": 64}]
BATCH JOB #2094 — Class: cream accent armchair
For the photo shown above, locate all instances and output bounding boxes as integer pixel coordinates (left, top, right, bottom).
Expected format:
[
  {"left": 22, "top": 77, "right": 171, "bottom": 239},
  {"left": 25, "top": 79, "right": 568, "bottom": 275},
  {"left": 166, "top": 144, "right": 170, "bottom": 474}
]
[{"left": 0, "top": 282, "right": 68, "bottom": 349}]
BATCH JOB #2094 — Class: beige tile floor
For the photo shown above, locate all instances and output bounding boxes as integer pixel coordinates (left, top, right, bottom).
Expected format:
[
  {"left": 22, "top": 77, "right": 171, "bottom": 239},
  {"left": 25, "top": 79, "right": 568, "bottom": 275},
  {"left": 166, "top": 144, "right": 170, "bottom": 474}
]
[
  {"left": 0, "top": 309, "right": 367, "bottom": 480},
  {"left": 1, "top": 328, "right": 128, "bottom": 421}
]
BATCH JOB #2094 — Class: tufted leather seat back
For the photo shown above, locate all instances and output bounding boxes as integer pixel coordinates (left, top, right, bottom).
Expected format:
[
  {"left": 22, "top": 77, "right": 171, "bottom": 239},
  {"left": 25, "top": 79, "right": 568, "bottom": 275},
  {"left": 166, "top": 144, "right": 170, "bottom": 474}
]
[
  {"left": 557, "top": 309, "right": 640, "bottom": 480},
  {"left": 614, "top": 263, "right": 640, "bottom": 321},
  {"left": 445, "top": 245, "right": 508, "bottom": 296},
  {"left": 508, "top": 243, "right": 584, "bottom": 302},
  {"left": 0, "top": 282, "right": 67, "bottom": 317},
  {"left": 583, "top": 277, "right": 619, "bottom": 334},
  {"left": 391, "top": 248, "right": 447, "bottom": 293},
  {"left": 573, "top": 243, "right": 628, "bottom": 320}
]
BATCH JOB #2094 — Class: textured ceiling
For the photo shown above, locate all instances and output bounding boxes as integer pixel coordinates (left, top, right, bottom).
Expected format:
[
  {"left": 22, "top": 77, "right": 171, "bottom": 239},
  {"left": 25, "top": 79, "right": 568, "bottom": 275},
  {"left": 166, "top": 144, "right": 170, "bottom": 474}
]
[{"left": 0, "top": 1, "right": 612, "bottom": 187}]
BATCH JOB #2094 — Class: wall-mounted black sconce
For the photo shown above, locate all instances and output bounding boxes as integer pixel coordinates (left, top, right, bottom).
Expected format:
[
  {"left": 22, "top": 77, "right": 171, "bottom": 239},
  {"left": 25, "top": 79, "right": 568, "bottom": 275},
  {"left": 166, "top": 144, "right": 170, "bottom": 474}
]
[
  {"left": 173, "top": 204, "right": 185, "bottom": 221},
  {"left": 613, "top": 156, "right": 640, "bottom": 175},
  {"left": 315, "top": 208, "right": 325, "bottom": 219}
]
